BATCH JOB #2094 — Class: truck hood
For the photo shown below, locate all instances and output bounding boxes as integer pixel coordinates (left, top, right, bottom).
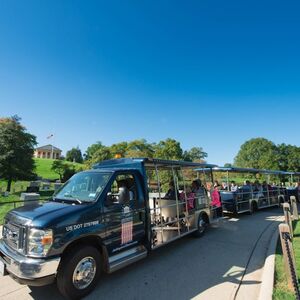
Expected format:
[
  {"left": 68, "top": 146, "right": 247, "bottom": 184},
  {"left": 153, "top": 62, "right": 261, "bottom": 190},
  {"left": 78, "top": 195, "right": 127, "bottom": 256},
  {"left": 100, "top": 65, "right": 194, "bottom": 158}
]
[{"left": 5, "top": 201, "right": 93, "bottom": 228}]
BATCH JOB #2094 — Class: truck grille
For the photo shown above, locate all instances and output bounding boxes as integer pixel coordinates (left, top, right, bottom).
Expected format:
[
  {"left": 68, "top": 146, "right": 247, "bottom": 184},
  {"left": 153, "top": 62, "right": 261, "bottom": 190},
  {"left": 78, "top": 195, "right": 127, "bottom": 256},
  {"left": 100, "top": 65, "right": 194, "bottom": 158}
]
[{"left": 3, "top": 222, "right": 25, "bottom": 252}]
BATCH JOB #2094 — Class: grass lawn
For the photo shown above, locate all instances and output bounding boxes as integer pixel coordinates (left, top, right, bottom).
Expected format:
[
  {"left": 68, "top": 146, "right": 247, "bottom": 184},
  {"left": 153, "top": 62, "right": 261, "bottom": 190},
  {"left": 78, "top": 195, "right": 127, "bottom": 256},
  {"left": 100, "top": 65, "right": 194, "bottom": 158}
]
[
  {"left": 273, "top": 221, "right": 300, "bottom": 299},
  {"left": 34, "top": 158, "right": 83, "bottom": 180}
]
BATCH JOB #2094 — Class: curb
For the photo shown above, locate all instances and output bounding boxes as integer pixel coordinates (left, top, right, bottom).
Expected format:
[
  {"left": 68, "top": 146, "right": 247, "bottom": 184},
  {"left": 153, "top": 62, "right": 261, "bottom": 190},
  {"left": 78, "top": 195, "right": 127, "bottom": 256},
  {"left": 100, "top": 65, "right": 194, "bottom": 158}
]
[{"left": 258, "top": 225, "right": 279, "bottom": 300}]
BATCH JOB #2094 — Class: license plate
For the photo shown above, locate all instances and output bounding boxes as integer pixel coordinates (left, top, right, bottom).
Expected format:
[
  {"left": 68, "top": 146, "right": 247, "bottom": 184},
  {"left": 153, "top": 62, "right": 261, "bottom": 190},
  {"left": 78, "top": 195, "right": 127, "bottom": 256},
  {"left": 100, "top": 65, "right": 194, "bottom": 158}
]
[{"left": 0, "top": 259, "right": 5, "bottom": 276}]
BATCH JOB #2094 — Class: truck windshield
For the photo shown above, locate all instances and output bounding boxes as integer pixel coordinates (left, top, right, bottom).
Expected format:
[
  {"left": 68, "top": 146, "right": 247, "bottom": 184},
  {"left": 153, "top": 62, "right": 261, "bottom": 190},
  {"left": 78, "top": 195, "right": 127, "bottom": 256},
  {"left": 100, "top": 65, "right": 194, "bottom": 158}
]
[{"left": 54, "top": 172, "right": 111, "bottom": 203}]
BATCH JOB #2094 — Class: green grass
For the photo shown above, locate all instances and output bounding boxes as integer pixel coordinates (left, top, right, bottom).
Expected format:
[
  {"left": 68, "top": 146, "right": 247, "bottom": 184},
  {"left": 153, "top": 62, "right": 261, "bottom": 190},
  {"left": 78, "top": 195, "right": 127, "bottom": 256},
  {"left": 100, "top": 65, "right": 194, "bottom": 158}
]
[
  {"left": 0, "top": 181, "right": 30, "bottom": 194},
  {"left": 34, "top": 158, "right": 83, "bottom": 180},
  {"left": 273, "top": 221, "right": 300, "bottom": 300}
]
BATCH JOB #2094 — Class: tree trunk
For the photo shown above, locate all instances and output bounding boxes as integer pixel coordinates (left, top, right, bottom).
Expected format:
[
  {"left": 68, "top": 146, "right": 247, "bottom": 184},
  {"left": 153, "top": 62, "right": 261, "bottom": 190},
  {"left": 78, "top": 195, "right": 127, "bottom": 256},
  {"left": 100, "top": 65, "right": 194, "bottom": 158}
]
[{"left": 6, "top": 178, "right": 12, "bottom": 192}]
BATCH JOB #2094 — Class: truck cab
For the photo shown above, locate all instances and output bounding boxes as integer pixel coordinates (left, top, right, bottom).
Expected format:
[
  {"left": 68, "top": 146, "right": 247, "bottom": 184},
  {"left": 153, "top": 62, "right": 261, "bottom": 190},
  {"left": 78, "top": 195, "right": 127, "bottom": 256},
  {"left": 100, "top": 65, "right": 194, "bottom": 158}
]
[{"left": 0, "top": 158, "right": 217, "bottom": 299}]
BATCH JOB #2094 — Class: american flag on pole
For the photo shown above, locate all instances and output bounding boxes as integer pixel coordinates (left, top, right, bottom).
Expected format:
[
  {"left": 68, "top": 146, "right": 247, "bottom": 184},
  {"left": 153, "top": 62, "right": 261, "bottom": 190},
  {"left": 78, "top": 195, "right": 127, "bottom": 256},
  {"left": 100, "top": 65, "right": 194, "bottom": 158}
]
[{"left": 121, "top": 217, "right": 133, "bottom": 245}]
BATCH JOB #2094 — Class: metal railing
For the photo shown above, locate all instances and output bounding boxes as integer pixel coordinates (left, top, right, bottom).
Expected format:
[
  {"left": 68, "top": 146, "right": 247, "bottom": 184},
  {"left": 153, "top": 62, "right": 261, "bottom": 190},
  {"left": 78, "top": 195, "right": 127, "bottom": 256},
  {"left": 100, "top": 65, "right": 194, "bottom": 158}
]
[{"left": 0, "top": 199, "right": 48, "bottom": 225}]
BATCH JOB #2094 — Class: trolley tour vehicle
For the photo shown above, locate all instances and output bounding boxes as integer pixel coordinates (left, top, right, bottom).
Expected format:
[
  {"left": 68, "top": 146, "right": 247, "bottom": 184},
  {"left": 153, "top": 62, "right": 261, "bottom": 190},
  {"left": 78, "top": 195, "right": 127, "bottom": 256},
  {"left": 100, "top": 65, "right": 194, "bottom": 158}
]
[
  {"left": 0, "top": 158, "right": 219, "bottom": 299},
  {"left": 206, "top": 167, "right": 288, "bottom": 214}
]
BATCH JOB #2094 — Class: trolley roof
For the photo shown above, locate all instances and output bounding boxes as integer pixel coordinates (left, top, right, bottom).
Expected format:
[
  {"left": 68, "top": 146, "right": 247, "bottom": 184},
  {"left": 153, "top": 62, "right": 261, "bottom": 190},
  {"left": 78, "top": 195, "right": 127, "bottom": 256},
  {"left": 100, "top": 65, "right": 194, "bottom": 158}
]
[
  {"left": 93, "top": 158, "right": 217, "bottom": 170},
  {"left": 283, "top": 171, "right": 300, "bottom": 176},
  {"left": 194, "top": 166, "right": 287, "bottom": 175}
]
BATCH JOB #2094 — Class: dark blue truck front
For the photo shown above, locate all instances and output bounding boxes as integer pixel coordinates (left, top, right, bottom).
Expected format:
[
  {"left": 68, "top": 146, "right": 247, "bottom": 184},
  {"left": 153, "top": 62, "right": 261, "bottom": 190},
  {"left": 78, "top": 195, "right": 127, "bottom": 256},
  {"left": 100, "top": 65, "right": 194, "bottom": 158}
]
[{"left": 0, "top": 160, "right": 148, "bottom": 299}]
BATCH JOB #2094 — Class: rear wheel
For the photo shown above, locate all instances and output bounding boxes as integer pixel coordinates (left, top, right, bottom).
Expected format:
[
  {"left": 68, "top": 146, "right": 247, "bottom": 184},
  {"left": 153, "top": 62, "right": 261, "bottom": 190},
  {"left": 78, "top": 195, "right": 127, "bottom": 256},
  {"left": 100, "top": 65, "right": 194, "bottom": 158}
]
[
  {"left": 193, "top": 214, "right": 208, "bottom": 238},
  {"left": 57, "top": 245, "right": 102, "bottom": 300},
  {"left": 249, "top": 201, "right": 257, "bottom": 214}
]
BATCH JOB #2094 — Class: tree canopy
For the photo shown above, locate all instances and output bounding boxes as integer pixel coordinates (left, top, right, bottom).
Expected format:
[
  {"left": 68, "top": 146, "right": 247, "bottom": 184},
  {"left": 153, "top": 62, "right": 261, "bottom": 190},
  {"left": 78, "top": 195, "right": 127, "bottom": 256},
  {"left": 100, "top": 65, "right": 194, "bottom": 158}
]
[
  {"left": 84, "top": 138, "right": 207, "bottom": 166},
  {"left": 51, "top": 160, "right": 77, "bottom": 182},
  {"left": 234, "top": 138, "right": 300, "bottom": 172},
  {"left": 66, "top": 146, "right": 83, "bottom": 163},
  {"left": 0, "top": 116, "right": 37, "bottom": 191},
  {"left": 276, "top": 143, "right": 300, "bottom": 172},
  {"left": 183, "top": 147, "right": 207, "bottom": 162},
  {"left": 234, "top": 138, "right": 279, "bottom": 170}
]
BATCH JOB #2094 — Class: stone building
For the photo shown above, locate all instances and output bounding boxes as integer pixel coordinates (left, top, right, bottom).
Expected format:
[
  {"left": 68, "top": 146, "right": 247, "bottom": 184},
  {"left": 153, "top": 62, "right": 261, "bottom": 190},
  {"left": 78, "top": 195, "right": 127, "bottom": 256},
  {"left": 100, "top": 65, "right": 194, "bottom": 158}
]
[{"left": 34, "top": 144, "right": 62, "bottom": 159}]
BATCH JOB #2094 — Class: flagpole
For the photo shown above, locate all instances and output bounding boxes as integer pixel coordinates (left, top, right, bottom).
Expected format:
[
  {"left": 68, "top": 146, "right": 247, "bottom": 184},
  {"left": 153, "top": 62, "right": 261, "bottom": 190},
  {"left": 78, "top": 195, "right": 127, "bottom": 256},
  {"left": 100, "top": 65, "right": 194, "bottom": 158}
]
[{"left": 47, "top": 134, "right": 54, "bottom": 159}]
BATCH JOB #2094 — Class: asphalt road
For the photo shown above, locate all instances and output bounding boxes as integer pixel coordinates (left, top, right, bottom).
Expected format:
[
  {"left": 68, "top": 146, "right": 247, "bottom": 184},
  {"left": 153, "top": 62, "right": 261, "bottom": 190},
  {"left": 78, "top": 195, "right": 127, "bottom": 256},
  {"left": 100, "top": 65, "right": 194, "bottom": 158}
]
[{"left": 0, "top": 207, "right": 282, "bottom": 300}]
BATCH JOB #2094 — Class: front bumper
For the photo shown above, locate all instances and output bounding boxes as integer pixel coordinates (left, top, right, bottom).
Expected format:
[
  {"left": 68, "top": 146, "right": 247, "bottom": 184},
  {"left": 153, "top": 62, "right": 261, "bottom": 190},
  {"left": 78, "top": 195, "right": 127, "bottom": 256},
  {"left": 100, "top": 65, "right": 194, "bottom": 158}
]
[{"left": 0, "top": 239, "right": 60, "bottom": 286}]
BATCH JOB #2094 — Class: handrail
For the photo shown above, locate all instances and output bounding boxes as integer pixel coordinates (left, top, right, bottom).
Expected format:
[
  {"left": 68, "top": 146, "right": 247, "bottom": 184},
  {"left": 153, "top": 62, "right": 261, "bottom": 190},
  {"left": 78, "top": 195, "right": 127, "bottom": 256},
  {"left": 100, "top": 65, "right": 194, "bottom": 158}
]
[{"left": 0, "top": 198, "right": 48, "bottom": 205}]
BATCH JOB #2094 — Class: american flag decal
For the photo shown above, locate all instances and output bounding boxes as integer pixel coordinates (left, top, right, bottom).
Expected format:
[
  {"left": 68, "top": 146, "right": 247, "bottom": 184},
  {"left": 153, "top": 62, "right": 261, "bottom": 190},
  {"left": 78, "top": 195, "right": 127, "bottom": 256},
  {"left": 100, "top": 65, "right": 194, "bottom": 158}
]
[{"left": 121, "top": 217, "right": 133, "bottom": 245}]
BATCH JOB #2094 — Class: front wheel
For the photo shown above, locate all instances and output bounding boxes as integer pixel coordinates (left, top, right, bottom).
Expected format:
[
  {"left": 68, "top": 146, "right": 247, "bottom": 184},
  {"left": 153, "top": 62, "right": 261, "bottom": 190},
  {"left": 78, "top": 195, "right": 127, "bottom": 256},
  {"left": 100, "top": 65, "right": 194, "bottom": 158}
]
[
  {"left": 57, "top": 245, "right": 102, "bottom": 300},
  {"left": 193, "top": 214, "right": 208, "bottom": 238}
]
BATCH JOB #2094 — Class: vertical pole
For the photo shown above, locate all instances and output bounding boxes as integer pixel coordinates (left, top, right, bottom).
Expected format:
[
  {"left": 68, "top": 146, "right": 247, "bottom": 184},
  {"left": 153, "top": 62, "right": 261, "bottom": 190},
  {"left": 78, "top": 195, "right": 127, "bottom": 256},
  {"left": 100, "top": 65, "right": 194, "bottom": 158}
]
[
  {"left": 226, "top": 171, "right": 229, "bottom": 191},
  {"left": 172, "top": 166, "right": 181, "bottom": 236},
  {"left": 290, "top": 196, "right": 299, "bottom": 220},
  {"left": 180, "top": 167, "right": 189, "bottom": 231},
  {"left": 266, "top": 174, "right": 270, "bottom": 206},
  {"left": 204, "top": 169, "right": 209, "bottom": 206},
  {"left": 283, "top": 203, "right": 293, "bottom": 239},
  {"left": 154, "top": 164, "right": 164, "bottom": 243}
]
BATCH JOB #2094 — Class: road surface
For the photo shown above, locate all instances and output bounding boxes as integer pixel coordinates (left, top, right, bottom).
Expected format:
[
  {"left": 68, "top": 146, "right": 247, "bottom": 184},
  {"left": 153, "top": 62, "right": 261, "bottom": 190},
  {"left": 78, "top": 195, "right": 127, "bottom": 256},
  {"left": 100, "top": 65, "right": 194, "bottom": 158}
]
[{"left": 0, "top": 207, "right": 282, "bottom": 300}]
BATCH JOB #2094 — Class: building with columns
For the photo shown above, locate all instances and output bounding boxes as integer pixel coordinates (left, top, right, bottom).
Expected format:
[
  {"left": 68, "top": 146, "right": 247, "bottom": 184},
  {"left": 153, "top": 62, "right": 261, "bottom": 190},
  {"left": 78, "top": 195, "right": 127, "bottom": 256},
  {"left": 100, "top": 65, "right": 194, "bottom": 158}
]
[{"left": 34, "top": 144, "right": 62, "bottom": 159}]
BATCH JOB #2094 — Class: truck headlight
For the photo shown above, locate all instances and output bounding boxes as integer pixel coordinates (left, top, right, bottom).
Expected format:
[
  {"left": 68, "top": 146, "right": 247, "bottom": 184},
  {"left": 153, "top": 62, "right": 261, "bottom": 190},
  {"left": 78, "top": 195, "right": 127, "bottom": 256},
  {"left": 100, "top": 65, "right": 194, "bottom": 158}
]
[{"left": 27, "top": 229, "right": 53, "bottom": 257}]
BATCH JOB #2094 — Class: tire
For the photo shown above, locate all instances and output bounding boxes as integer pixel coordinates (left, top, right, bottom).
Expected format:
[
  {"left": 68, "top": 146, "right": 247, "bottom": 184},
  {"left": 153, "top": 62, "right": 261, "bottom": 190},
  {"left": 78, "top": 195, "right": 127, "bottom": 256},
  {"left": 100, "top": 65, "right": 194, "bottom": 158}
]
[
  {"left": 193, "top": 214, "right": 208, "bottom": 238},
  {"left": 57, "top": 245, "right": 102, "bottom": 300},
  {"left": 249, "top": 201, "right": 257, "bottom": 214}
]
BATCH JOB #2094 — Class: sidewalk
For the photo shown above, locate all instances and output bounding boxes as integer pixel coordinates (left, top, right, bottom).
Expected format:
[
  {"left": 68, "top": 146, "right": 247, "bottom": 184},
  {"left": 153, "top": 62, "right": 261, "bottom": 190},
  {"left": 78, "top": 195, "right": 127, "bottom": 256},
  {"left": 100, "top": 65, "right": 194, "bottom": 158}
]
[{"left": 193, "top": 216, "right": 281, "bottom": 300}]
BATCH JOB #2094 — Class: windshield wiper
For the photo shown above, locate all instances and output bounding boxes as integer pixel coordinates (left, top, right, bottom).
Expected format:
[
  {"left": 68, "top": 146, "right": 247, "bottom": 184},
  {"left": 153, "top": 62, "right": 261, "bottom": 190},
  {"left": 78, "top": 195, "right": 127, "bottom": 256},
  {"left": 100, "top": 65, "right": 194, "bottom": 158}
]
[{"left": 53, "top": 197, "right": 82, "bottom": 204}]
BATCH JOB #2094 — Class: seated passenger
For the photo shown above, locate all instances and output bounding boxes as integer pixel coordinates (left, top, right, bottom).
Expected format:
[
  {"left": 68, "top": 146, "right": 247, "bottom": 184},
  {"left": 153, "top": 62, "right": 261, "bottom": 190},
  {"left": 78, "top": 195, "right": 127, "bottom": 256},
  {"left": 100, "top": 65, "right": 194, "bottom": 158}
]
[
  {"left": 180, "top": 186, "right": 195, "bottom": 210},
  {"left": 117, "top": 180, "right": 130, "bottom": 205},
  {"left": 230, "top": 181, "right": 238, "bottom": 192},
  {"left": 126, "top": 177, "right": 136, "bottom": 201},
  {"left": 192, "top": 179, "right": 207, "bottom": 204},
  {"left": 211, "top": 183, "right": 222, "bottom": 217},
  {"left": 253, "top": 180, "right": 264, "bottom": 198},
  {"left": 163, "top": 181, "right": 179, "bottom": 200},
  {"left": 242, "top": 180, "right": 252, "bottom": 200},
  {"left": 221, "top": 181, "right": 228, "bottom": 191}
]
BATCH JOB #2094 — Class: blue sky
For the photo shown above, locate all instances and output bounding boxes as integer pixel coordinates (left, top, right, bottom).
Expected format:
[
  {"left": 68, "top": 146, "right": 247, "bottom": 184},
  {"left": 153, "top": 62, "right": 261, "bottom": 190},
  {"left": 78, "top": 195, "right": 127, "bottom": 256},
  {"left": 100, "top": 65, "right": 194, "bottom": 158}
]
[{"left": 0, "top": 1, "right": 299, "bottom": 165}]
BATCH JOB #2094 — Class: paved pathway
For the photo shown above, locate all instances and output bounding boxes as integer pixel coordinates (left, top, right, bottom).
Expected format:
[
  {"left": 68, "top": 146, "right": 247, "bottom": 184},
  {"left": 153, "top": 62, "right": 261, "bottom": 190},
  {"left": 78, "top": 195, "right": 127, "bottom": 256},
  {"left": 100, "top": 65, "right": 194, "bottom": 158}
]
[{"left": 0, "top": 208, "right": 282, "bottom": 300}]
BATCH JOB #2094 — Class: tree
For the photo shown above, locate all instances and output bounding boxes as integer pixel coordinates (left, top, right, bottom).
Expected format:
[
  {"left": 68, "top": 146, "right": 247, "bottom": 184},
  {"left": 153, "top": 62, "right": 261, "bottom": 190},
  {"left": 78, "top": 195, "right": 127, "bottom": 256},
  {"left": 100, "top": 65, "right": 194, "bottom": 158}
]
[
  {"left": 125, "top": 139, "right": 155, "bottom": 158},
  {"left": 85, "top": 146, "right": 113, "bottom": 168},
  {"left": 224, "top": 163, "right": 233, "bottom": 168},
  {"left": 183, "top": 147, "right": 207, "bottom": 162},
  {"left": 62, "top": 165, "right": 76, "bottom": 182},
  {"left": 154, "top": 138, "right": 183, "bottom": 160},
  {"left": 276, "top": 143, "right": 290, "bottom": 171},
  {"left": 277, "top": 143, "right": 300, "bottom": 172},
  {"left": 110, "top": 142, "right": 128, "bottom": 157},
  {"left": 0, "top": 116, "right": 37, "bottom": 191},
  {"left": 51, "top": 160, "right": 77, "bottom": 182},
  {"left": 51, "top": 160, "right": 66, "bottom": 181},
  {"left": 66, "top": 147, "right": 83, "bottom": 163},
  {"left": 234, "top": 138, "right": 279, "bottom": 170},
  {"left": 84, "top": 142, "right": 106, "bottom": 160}
]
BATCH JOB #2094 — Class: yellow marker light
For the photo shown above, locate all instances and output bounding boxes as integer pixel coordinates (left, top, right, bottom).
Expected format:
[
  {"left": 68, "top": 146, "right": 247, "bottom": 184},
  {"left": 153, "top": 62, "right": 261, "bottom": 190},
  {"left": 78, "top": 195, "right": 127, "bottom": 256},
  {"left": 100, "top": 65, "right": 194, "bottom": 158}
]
[{"left": 42, "top": 235, "right": 53, "bottom": 245}]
